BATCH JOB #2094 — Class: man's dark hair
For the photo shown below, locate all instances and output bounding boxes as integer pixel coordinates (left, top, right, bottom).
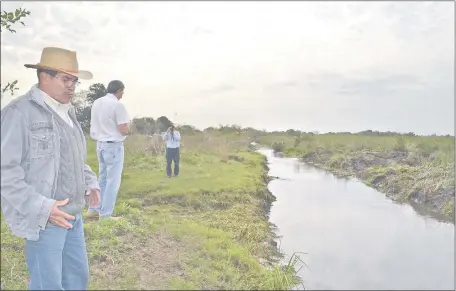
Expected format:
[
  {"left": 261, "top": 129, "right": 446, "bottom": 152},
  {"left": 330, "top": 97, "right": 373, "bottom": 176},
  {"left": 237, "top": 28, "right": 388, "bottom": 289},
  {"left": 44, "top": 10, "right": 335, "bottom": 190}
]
[
  {"left": 37, "top": 68, "right": 58, "bottom": 83},
  {"left": 107, "top": 80, "right": 125, "bottom": 94}
]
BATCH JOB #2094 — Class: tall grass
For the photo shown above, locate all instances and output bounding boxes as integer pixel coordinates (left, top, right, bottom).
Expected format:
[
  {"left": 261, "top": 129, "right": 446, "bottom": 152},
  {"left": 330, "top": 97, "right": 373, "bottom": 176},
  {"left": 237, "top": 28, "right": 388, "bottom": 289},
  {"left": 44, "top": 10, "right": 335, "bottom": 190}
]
[{"left": 260, "top": 133, "right": 454, "bottom": 166}]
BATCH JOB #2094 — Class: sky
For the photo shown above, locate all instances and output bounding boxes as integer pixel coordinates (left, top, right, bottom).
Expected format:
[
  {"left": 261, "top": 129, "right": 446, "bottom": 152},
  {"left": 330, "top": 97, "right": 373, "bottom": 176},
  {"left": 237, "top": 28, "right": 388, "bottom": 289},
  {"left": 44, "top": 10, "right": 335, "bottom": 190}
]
[{"left": 1, "top": 1, "right": 454, "bottom": 135}]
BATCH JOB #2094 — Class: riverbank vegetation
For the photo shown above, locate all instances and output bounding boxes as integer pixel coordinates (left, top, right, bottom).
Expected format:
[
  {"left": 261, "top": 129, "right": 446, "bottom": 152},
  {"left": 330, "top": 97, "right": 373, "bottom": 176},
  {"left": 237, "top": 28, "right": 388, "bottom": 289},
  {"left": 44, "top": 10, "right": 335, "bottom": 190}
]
[
  {"left": 259, "top": 131, "right": 454, "bottom": 220},
  {"left": 1, "top": 131, "right": 303, "bottom": 290}
]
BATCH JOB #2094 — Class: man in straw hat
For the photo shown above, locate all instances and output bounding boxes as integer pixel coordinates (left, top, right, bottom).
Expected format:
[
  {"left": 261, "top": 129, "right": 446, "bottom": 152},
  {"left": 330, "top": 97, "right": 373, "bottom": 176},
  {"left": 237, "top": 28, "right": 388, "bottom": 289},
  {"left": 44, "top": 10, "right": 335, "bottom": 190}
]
[{"left": 1, "top": 47, "right": 100, "bottom": 290}]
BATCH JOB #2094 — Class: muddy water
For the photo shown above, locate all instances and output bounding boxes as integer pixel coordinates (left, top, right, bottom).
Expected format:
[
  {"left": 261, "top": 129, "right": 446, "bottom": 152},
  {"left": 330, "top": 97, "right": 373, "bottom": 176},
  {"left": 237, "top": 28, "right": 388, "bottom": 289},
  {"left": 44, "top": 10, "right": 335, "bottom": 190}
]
[{"left": 259, "top": 149, "right": 455, "bottom": 290}]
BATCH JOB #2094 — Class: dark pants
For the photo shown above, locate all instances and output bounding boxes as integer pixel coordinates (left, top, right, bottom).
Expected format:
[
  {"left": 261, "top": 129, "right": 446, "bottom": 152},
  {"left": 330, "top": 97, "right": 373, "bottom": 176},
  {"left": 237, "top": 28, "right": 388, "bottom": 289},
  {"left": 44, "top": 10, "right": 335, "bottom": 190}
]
[{"left": 166, "top": 147, "right": 180, "bottom": 177}]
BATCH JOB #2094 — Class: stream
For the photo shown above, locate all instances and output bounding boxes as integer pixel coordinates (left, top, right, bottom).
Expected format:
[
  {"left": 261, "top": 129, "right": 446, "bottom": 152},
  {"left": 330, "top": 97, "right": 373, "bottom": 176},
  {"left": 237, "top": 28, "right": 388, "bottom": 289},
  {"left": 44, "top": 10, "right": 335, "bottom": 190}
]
[{"left": 259, "top": 149, "right": 455, "bottom": 290}]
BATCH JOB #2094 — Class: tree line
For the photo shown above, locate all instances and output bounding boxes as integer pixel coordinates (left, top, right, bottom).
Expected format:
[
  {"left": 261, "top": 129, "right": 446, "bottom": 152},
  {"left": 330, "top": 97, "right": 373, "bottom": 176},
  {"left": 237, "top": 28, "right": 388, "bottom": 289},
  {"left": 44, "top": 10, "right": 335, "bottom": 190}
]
[{"left": 73, "top": 84, "right": 453, "bottom": 139}]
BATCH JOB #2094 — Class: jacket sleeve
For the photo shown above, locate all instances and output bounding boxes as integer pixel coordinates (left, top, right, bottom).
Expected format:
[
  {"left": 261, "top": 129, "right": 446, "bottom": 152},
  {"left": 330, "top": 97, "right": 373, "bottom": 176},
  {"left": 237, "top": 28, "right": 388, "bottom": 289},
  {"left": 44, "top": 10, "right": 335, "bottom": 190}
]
[
  {"left": 0, "top": 105, "right": 55, "bottom": 229},
  {"left": 84, "top": 164, "right": 100, "bottom": 190}
]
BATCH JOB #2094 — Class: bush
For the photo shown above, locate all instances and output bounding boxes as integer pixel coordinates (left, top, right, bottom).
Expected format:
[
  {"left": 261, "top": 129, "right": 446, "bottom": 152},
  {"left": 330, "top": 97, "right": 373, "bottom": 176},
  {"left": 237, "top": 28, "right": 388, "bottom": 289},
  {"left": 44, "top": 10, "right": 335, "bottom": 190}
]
[
  {"left": 271, "top": 141, "right": 285, "bottom": 153},
  {"left": 394, "top": 136, "right": 407, "bottom": 151}
]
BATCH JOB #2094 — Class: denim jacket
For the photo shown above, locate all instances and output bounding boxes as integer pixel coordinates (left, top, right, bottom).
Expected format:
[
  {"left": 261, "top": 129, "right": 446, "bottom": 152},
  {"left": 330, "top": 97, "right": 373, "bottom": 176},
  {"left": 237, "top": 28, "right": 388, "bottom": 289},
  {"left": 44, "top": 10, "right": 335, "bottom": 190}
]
[{"left": 1, "top": 85, "right": 99, "bottom": 241}]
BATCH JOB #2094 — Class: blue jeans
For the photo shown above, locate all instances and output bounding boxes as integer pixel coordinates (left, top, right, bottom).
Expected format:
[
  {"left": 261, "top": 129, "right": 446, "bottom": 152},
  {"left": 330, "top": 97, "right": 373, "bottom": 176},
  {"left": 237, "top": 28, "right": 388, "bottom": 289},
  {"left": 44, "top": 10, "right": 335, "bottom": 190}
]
[
  {"left": 25, "top": 214, "right": 89, "bottom": 290},
  {"left": 89, "top": 141, "right": 124, "bottom": 217},
  {"left": 166, "top": 147, "right": 180, "bottom": 177}
]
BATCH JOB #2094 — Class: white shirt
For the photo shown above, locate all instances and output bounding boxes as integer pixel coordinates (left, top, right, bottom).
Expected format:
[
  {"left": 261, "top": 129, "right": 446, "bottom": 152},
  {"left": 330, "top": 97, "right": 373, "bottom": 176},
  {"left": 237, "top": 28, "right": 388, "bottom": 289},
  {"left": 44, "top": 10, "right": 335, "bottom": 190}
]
[
  {"left": 162, "top": 130, "right": 181, "bottom": 148},
  {"left": 90, "top": 93, "right": 130, "bottom": 142},
  {"left": 35, "top": 85, "right": 74, "bottom": 127}
]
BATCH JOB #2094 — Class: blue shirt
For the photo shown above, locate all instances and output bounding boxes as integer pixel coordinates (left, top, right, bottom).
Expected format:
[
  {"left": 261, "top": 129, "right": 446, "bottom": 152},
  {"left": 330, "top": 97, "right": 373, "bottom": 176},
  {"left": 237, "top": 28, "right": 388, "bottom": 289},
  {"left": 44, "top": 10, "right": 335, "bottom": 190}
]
[{"left": 163, "top": 130, "right": 181, "bottom": 148}]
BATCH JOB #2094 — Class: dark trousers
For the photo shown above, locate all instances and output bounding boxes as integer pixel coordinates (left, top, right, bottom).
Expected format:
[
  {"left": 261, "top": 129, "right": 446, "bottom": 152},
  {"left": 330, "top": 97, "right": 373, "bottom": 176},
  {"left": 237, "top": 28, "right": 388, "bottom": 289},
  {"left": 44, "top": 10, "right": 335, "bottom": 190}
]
[{"left": 166, "top": 147, "right": 180, "bottom": 177}]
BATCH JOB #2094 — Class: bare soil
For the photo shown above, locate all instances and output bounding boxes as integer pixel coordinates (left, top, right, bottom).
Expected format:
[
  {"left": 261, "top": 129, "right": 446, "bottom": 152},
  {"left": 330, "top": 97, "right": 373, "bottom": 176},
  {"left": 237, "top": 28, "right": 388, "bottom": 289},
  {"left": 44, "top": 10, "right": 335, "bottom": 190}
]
[{"left": 90, "top": 231, "right": 189, "bottom": 290}]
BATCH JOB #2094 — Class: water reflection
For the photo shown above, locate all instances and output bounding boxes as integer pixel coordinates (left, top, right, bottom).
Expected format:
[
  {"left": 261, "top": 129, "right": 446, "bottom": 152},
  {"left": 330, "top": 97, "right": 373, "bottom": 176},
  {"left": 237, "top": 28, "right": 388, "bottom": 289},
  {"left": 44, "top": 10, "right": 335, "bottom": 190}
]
[{"left": 260, "top": 149, "right": 455, "bottom": 290}]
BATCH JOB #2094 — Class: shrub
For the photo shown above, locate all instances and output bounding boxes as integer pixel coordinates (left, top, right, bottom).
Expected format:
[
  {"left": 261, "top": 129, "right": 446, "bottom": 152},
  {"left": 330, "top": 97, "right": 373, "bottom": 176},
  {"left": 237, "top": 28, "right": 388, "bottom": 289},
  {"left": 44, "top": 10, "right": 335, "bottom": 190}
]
[{"left": 271, "top": 141, "right": 285, "bottom": 153}]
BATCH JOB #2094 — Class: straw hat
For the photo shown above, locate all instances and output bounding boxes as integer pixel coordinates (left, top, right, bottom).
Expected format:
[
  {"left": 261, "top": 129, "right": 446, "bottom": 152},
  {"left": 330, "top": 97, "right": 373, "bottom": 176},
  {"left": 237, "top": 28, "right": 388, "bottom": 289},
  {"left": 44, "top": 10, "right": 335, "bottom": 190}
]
[{"left": 24, "top": 47, "right": 93, "bottom": 80}]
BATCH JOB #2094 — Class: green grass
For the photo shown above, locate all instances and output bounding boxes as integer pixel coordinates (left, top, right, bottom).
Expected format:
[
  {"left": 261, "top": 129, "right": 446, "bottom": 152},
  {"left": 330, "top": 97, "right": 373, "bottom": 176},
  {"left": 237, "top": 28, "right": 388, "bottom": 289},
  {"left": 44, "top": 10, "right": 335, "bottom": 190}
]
[
  {"left": 260, "top": 133, "right": 455, "bottom": 219},
  {"left": 1, "top": 133, "right": 303, "bottom": 290}
]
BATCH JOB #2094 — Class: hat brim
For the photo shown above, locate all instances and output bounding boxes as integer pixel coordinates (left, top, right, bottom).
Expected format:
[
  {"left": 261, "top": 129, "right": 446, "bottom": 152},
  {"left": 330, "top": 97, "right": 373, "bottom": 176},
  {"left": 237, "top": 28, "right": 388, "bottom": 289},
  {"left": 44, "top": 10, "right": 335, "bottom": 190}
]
[{"left": 24, "top": 64, "right": 93, "bottom": 80}]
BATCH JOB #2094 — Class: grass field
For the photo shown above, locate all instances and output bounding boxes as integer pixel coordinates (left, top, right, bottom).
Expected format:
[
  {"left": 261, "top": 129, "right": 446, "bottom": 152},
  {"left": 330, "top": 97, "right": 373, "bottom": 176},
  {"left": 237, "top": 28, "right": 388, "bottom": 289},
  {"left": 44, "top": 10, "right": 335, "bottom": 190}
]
[
  {"left": 259, "top": 133, "right": 455, "bottom": 220},
  {"left": 1, "top": 132, "right": 303, "bottom": 290}
]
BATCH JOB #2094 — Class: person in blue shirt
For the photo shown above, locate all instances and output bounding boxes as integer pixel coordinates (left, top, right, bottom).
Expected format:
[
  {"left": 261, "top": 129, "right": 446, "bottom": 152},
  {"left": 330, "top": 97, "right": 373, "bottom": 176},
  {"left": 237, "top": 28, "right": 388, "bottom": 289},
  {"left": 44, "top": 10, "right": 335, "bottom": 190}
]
[{"left": 162, "top": 125, "right": 181, "bottom": 177}]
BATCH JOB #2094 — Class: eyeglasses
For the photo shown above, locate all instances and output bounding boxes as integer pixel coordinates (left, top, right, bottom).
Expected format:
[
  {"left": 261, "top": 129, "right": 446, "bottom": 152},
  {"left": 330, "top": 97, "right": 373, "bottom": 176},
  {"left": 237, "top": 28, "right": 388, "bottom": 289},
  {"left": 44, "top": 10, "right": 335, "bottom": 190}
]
[{"left": 53, "top": 75, "right": 81, "bottom": 87}]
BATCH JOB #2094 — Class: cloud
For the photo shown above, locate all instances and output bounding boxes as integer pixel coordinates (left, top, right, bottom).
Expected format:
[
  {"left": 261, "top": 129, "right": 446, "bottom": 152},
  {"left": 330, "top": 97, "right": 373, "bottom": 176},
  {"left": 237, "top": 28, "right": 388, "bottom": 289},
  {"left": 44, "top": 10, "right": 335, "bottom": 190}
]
[
  {"left": 201, "top": 84, "right": 235, "bottom": 95},
  {"left": 0, "top": 1, "right": 453, "bottom": 135},
  {"left": 1, "top": 48, "right": 20, "bottom": 66},
  {"left": 192, "top": 26, "right": 214, "bottom": 35},
  {"left": 305, "top": 73, "right": 425, "bottom": 97}
]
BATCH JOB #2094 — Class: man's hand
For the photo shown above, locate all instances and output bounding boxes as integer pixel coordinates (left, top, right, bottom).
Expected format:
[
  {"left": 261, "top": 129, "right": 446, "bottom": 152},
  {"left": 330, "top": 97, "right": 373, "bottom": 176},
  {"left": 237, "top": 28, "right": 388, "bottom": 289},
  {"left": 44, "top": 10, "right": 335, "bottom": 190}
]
[
  {"left": 118, "top": 123, "right": 130, "bottom": 136},
  {"left": 49, "top": 199, "right": 75, "bottom": 229},
  {"left": 86, "top": 188, "right": 101, "bottom": 208}
]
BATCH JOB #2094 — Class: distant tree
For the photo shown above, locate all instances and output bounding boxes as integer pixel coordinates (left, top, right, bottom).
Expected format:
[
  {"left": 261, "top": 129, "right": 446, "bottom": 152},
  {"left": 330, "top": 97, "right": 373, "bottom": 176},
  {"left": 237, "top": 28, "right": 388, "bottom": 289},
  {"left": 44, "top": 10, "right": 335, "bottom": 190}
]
[
  {"left": 86, "top": 83, "right": 107, "bottom": 105},
  {"left": 77, "top": 107, "right": 92, "bottom": 133},
  {"left": 217, "top": 124, "right": 243, "bottom": 135},
  {"left": 71, "top": 85, "right": 106, "bottom": 133},
  {"left": 156, "top": 116, "right": 173, "bottom": 132},
  {"left": 72, "top": 90, "right": 91, "bottom": 132},
  {"left": 178, "top": 124, "right": 197, "bottom": 135},
  {"left": 271, "top": 141, "right": 285, "bottom": 153},
  {"left": 132, "top": 117, "right": 156, "bottom": 135},
  {"left": 232, "top": 124, "right": 242, "bottom": 135},
  {"left": 71, "top": 89, "right": 88, "bottom": 109},
  {"left": 204, "top": 127, "right": 216, "bottom": 133},
  {"left": 243, "top": 127, "right": 263, "bottom": 140},
  {"left": 286, "top": 129, "right": 301, "bottom": 136},
  {"left": 1, "top": 7, "right": 31, "bottom": 96}
]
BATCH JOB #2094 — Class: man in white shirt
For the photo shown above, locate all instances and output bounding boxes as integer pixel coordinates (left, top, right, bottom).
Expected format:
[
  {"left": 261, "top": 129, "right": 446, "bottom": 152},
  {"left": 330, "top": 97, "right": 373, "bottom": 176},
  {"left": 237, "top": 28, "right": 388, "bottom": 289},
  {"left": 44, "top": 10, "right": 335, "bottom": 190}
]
[
  {"left": 89, "top": 80, "right": 130, "bottom": 219},
  {"left": 162, "top": 125, "right": 181, "bottom": 177}
]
